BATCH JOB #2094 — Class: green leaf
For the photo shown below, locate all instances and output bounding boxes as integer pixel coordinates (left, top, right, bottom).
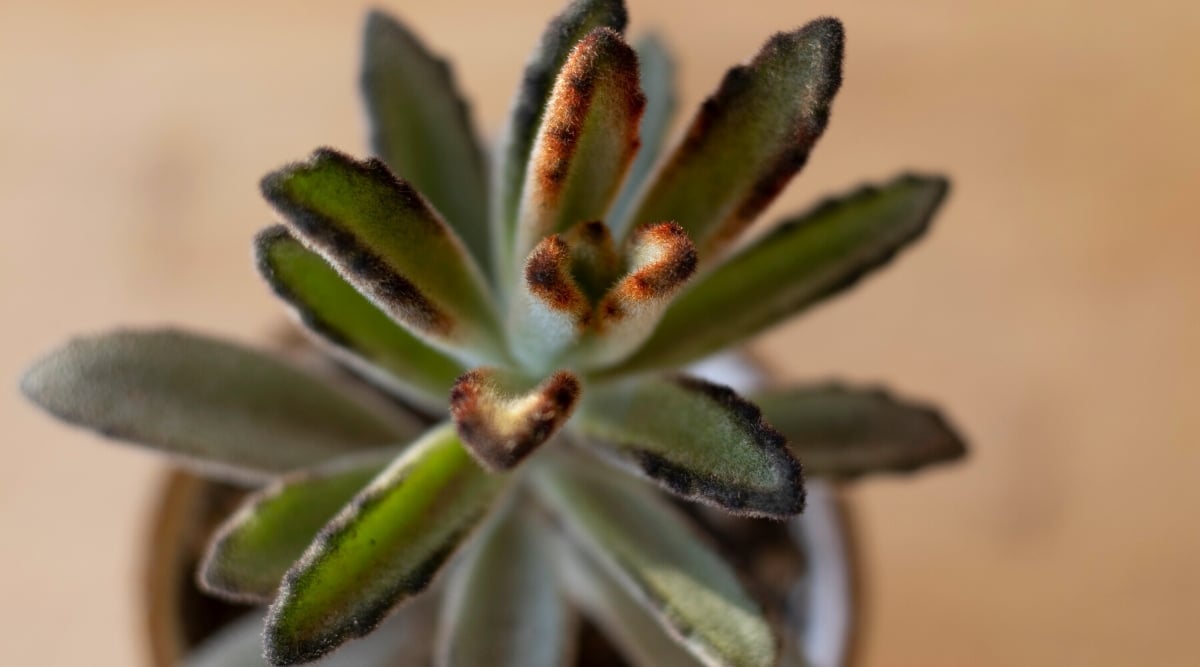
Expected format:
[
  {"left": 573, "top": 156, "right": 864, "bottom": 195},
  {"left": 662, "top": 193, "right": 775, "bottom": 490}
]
[
  {"left": 620, "top": 19, "right": 844, "bottom": 258},
  {"left": 362, "top": 10, "right": 490, "bottom": 273},
  {"left": 508, "top": 234, "right": 593, "bottom": 370},
  {"left": 555, "top": 537, "right": 706, "bottom": 667},
  {"left": 438, "top": 513, "right": 575, "bottom": 667},
  {"left": 533, "top": 457, "right": 776, "bottom": 667},
  {"left": 265, "top": 424, "right": 507, "bottom": 666},
  {"left": 255, "top": 226, "right": 463, "bottom": 412},
  {"left": 261, "top": 148, "right": 504, "bottom": 363},
  {"left": 752, "top": 383, "right": 966, "bottom": 479},
  {"left": 574, "top": 375, "right": 803, "bottom": 518},
  {"left": 612, "top": 174, "right": 950, "bottom": 373},
  {"left": 200, "top": 451, "right": 393, "bottom": 603},
  {"left": 608, "top": 33, "right": 677, "bottom": 227},
  {"left": 20, "top": 330, "right": 413, "bottom": 483},
  {"left": 493, "top": 0, "right": 628, "bottom": 281},
  {"left": 513, "top": 27, "right": 645, "bottom": 264}
]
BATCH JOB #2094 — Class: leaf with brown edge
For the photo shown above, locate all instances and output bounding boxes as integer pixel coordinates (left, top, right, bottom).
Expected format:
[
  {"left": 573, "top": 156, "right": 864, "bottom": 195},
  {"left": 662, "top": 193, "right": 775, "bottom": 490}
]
[
  {"left": 437, "top": 512, "right": 576, "bottom": 667},
  {"left": 199, "top": 450, "right": 395, "bottom": 604},
  {"left": 752, "top": 383, "right": 967, "bottom": 479},
  {"left": 574, "top": 222, "right": 696, "bottom": 369},
  {"left": 508, "top": 234, "right": 592, "bottom": 371},
  {"left": 265, "top": 424, "right": 508, "bottom": 666},
  {"left": 532, "top": 456, "right": 777, "bottom": 667},
  {"left": 493, "top": 0, "right": 628, "bottom": 280},
  {"left": 20, "top": 329, "right": 416, "bottom": 484},
  {"left": 255, "top": 226, "right": 464, "bottom": 412},
  {"left": 261, "top": 147, "right": 504, "bottom": 364},
  {"left": 573, "top": 374, "right": 804, "bottom": 519},
  {"left": 513, "top": 26, "right": 645, "bottom": 266},
  {"left": 610, "top": 174, "right": 949, "bottom": 374},
  {"left": 450, "top": 367, "right": 581, "bottom": 472},
  {"left": 620, "top": 19, "right": 844, "bottom": 260},
  {"left": 361, "top": 10, "right": 490, "bottom": 273}
]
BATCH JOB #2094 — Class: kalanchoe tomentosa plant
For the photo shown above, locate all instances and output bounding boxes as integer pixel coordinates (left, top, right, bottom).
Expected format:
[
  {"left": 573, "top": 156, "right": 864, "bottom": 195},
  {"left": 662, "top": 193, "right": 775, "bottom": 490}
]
[{"left": 22, "top": 1, "right": 967, "bottom": 665}]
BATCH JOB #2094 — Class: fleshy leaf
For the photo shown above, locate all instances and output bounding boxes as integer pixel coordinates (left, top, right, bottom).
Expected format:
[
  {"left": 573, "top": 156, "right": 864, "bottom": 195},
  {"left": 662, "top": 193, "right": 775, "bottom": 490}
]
[
  {"left": 21, "top": 330, "right": 413, "bottom": 483},
  {"left": 608, "top": 33, "right": 678, "bottom": 226},
  {"left": 612, "top": 174, "right": 950, "bottom": 373},
  {"left": 265, "top": 424, "right": 507, "bottom": 665},
  {"left": 573, "top": 221, "right": 697, "bottom": 369},
  {"left": 261, "top": 147, "right": 504, "bottom": 363},
  {"left": 555, "top": 536, "right": 707, "bottom": 667},
  {"left": 508, "top": 234, "right": 593, "bottom": 370},
  {"left": 493, "top": 0, "right": 628, "bottom": 280},
  {"left": 513, "top": 26, "right": 645, "bottom": 263},
  {"left": 450, "top": 367, "right": 581, "bottom": 471},
  {"left": 574, "top": 375, "right": 803, "bottom": 518},
  {"left": 362, "top": 10, "right": 490, "bottom": 272},
  {"left": 533, "top": 457, "right": 777, "bottom": 667},
  {"left": 752, "top": 383, "right": 966, "bottom": 479},
  {"left": 621, "top": 19, "right": 844, "bottom": 258},
  {"left": 255, "top": 226, "right": 464, "bottom": 412},
  {"left": 200, "top": 451, "right": 393, "bottom": 603},
  {"left": 437, "top": 513, "right": 575, "bottom": 667}
]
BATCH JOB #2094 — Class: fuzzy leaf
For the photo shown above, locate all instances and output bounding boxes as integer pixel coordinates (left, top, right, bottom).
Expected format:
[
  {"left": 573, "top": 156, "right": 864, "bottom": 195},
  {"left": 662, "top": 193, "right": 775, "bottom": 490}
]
[
  {"left": 574, "top": 375, "right": 803, "bottom": 518},
  {"left": 437, "top": 513, "right": 574, "bottom": 667},
  {"left": 753, "top": 383, "right": 966, "bottom": 479},
  {"left": 533, "top": 458, "right": 776, "bottom": 667},
  {"left": 21, "top": 330, "right": 412, "bottom": 483},
  {"left": 265, "top": 424, "right": 506, "bottom": 666},
  {"left": 261, "top": 148, "right": 504, "bottom": 363},
  {"left": 608, "top": 33, "right": 678, "bottom": 226},
  {"left": 450, "top": 368, "right": 581, "bottom": 471},
  {"left": 200, "top": 452, "right": 393, "bottom": 603},
  {"left": 493, "top": 0, "right": 628, "bottom": 280},
  {"left": 256, "top": 226, "right": 463, "bottom": 411},
  {"left": 513, "top": 27, "right": 645, "bottom": 262},
  {"left": 612, "top": 175, "right": 950, "bottom": 373},
  {"left": 508, "top": 234, "right": 593, "bottom": 370},
  {"left": 362, "top": 10, "right": 490, "bottom": 273},
  {"left": 555, "top": 537, "right": 706, "bottom": 667},
  {"left": 621, "top": 19, "right": 844, "bottom": 258}
]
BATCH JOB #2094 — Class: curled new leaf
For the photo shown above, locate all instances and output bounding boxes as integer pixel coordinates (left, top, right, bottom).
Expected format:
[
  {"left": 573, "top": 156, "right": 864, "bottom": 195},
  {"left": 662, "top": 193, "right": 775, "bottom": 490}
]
[
  {"left": 509, "top": 235, "right": 593, "bottom": 370},
  {"left": 450, "top": 368, "right": 582, "bottom": 472},
  {"left": 612, "top": 174, "right": 950, "bottom": 373},
  {"left": 21, "top": 330, "right": 414, "bottom": 483},
  {"left": 575, "top": 375, "right": 804, "bottom": 519},
  {"left": 265, "top": 424, "right": 507, "bottom": 665},
  {"left": 621, "top": 19, "right": 844, "bottom": 259},
  {"left": 753, "top": 383, "right": 967, "bottom": 479}
]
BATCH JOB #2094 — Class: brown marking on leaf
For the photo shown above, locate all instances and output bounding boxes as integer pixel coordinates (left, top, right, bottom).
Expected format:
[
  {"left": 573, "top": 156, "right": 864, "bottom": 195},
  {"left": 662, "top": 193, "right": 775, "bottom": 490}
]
[
  {"left": 450, "top": 369, "right": 582, "bottom": 471},
  {"left": 596, "top": 222, "right": 697, "bottom": 326},
  {"left": 565, "top": 219, "right": 621, "bottom": 299},
  {"left": 524, "top": 235, "right": 593, "bottom": 327}
]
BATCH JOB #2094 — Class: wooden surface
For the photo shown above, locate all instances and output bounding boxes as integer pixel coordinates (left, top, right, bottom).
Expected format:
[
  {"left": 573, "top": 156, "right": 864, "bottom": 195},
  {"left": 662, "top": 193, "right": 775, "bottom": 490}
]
[{"left": 2, "top": 0, "right": 1197, "bottom": 664}]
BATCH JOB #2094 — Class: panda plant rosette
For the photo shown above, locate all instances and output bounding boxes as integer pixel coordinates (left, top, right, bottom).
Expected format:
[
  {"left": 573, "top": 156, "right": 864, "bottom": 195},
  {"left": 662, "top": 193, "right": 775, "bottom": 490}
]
[{"left": 21, "top": 1, "right": 967, "bottom": 665}]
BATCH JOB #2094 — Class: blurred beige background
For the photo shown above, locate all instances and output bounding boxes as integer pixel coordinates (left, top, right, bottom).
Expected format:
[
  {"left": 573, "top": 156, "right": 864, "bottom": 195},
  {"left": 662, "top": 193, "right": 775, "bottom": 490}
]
[{"left": 3, "top": 0, "right": 1197, "bottom": 665}]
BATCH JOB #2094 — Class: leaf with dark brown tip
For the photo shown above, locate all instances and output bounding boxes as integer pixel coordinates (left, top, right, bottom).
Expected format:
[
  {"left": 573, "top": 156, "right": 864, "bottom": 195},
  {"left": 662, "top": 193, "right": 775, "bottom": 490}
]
[
  {"left": 752, "top": 383, "right": 967, "bottom": 479},
  {"left": 261, "top": 147, "right": 504, "bottom": 363},
  {"left": 508, "top": 234, "right": 592, "bottom": 370},
  {"left": 573, "top": 375, "right": 804, "bottom": 519},
  {"left": 493, "top": 0, "right": 628, "bottom": 280},
  {"left": 362, "top": 10, "right": 490, "bottom": 272},
  {"left": 621, "top": 19, "right": 844, "bottom": 260},
  {"left": 450, "top": 368, "right": 582, "bottom": 471}
]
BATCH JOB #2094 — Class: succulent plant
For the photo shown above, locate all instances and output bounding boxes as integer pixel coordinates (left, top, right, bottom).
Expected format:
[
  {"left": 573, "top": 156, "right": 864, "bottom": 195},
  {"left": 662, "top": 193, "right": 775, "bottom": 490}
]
[{"left": 21, "top": 1, "right": 967, "bottom": 666}]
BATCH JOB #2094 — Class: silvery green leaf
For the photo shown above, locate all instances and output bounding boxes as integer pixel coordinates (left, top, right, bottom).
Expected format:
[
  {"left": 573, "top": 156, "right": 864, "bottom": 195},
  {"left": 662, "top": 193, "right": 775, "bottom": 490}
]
[
  {"left": 533, "top": 458, "right": 776, "bottom": 667},
  {"left": 255, "top": 226, "right": 463, "bottom": 412},
  {"left": 265, "top": 424, "right": 508, "bottom": 666},
  {"left": 574, "top": 375, "right": 803, "bottom": 519},
  {"left": 620, "top": 19, "right": 844, "bottom": 259},
  {"left": 261, "top": 148, "right": 504, "bottom": 363},
  {"left": 753, "top": 383, "right": 966, "bottom": 479},
  {"left": 200, "top": 451, "right": 394, "bottom": 603},
  {"left": 613, "top": 174, "right": 949, "bottom": 373},
  {"left": 437, "top": 513, "right": 575, "bottom": 667},
  {"left": 493, "top": 0, "right": 628, "bottom": 281},
  {"left": 362, "top": 10, "right": 490, "bottom": 273},
  {"left": 21, "top": 329, "right": 413, "bottom": 483}
]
